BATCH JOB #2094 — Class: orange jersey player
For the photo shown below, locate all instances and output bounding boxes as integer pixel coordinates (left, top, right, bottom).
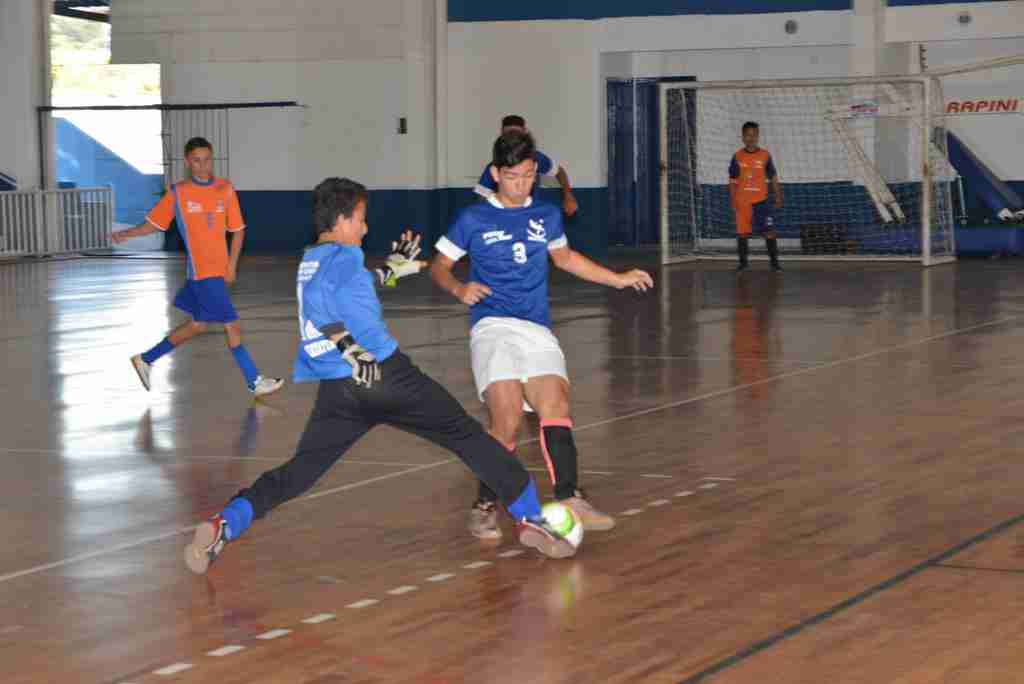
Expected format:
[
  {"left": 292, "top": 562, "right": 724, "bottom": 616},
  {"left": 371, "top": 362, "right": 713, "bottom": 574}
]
[
  {"left": 112, "top": 136, "right": 283, "bottom": 397},
  {"left": 729, "top": 121, "right": 783, "bottom": 272}
]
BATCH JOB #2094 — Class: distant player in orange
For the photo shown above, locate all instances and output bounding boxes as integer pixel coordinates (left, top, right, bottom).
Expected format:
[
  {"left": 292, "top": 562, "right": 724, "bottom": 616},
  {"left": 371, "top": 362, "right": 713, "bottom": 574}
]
[
  {"left": 729, "top": 121, "right": 783, "bottom": 272},
  {"left": 112, "top": 137, "right": 283, "bottom": 397}
]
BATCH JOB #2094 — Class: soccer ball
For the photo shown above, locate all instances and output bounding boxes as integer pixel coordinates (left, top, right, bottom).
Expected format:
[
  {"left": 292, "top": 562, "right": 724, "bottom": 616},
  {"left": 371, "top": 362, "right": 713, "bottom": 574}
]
[{"left": 541, "top": 502, "right": 584, "bottom": 549}]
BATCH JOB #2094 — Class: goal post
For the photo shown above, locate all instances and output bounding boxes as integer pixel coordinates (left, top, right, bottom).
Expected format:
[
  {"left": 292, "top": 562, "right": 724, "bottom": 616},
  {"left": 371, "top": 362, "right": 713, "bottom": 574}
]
[{"left": 659, "top": 74, "right": 956, "bottom": 266}]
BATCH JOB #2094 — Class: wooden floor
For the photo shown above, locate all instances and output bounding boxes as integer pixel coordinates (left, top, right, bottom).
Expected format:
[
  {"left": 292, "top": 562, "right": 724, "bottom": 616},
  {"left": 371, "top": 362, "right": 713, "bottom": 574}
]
[{"left": 3, "top": 253, "right": 1024, "bottom": 683}]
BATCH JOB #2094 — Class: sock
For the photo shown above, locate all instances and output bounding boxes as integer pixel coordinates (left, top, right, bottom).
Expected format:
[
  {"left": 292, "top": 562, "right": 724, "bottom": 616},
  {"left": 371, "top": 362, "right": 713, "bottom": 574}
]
[
  {"left": 478, "top": 440, "right": 515, "bottom": 504},
  {"left": 766, "top": 237, "right": 780, "bottom": 266},
  {"left": 540, "top": 419, "right": 578, "bottom": 501},
  {"left": 506, "top": 479, "right": 541, "bottom": 521},
  {"left": 230, "top": 344, "right": 260, "bottom": 387},
  {"left": 141, "top": 337, "right": 175, "bottom": 365},
  {"left": 220, "top": 497, "right": 253, "bottom": 540},
  {"left": 737, "top": 237, "right": 750, "bottom": 266}
]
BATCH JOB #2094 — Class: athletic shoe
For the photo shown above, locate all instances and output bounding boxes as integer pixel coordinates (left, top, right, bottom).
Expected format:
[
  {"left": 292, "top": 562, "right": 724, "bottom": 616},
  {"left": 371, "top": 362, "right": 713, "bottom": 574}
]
[
  {"left": 130, "top": 354, "right": 152, "bottom": 391},
  {"left": 468, "top": 499, "right": 502, "bottom": 540},
  {"left": 184, "top": 515, "right": 230, "bottom": 575},
  {"left": 517, "top": 518, "right": 577, "bottom": 559},
  {"left": 562, "top": 489, "right": 616, "bottom": 531},
  {"left": 250, "top": 375, "right": 284, "bottom": 397}
]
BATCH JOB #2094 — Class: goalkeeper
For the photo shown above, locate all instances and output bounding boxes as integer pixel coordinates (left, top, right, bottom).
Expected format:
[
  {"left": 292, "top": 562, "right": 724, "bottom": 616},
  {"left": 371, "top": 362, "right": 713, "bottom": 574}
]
[
  {"left": 184, "top": 177, "right": 576, "bottom": 574},
  {"left": 730, "top": 121, "right": 783, "bottom": 272}
]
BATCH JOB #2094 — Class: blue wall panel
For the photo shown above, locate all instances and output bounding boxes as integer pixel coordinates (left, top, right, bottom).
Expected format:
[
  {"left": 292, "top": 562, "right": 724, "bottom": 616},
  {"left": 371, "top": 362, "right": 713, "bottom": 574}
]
[
  {"left": 449, "top": 0, "right": 1005, "bottom": 22},
  {"left": 449, "top": 1, "right": 850, "bottom": 22},
  {"left": 164, "top": 187, "right": 610, "bottom": 259}
]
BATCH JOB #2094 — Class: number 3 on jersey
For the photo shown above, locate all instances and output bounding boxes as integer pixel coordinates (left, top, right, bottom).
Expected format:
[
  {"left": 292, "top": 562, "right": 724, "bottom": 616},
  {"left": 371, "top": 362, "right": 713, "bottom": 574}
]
[{"left": 512, "top": 241, "right": 527, "bottom": 264}]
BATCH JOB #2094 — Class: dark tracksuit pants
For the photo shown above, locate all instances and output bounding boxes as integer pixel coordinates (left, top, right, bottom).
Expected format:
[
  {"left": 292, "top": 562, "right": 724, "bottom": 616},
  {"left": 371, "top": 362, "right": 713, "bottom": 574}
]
[{"left": 237, "top": 351, "right": 531, "bottom": 518}]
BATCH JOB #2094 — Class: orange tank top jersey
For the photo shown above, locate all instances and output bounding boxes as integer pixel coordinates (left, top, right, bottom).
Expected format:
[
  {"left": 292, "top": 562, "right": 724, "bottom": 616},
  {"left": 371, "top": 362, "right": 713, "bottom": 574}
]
[
  {"left": 146, "top": 177, "right": 245, "bottom": 280},
  {"left": 729, "top": 148, "right": 777, "bottom": 205}
]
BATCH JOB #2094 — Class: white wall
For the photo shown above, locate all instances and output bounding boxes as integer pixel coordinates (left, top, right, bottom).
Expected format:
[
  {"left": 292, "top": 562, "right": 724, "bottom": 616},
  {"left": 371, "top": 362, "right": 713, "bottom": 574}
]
[
  {"left": 0, "top": 0, "right": 48, "bottom": 189},
  {"left": 926, "top": 38, "right": 1024, "bottom": 181},
  {"left": 109, "top": 1, "right": 1024, "bottom": 194},
  {"left": 112, "top": 0, "right": 436, "bottom": 192},
  {"left": 446, "top": 20, "right": 602, "bottom": 188}
]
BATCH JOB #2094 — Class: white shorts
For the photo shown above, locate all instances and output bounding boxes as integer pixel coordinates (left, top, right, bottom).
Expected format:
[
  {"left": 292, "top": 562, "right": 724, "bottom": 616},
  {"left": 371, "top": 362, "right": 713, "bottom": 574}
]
[{"left": 470, "top": 317, "right": 568, "bottom": 408}]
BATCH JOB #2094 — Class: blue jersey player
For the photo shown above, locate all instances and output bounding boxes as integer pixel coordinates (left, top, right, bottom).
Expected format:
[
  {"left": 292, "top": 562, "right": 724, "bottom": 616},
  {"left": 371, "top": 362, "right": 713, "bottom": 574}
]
[
  {"left": 474, "top": 114, "right": 578, "bottom": 217},
  {"left": 432, "top": 130, "right": 653, "bottom": 540},
  {"left": 184, "top": 177, "right": 577, "bottom": 574}
]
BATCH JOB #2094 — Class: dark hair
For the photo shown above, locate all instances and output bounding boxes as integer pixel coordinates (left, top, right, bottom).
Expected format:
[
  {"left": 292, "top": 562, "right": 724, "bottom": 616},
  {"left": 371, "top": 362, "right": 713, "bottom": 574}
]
[
  {"left": 184, "top": 136, "right": 213, "bottom": 156},
  {"left": 501, "top": 114, "right": 526, "bottom": 129},
  {"left": 492, "top": 130, "right": 536, "bottom": 170},
  {"left": 312, "top": 177, "right": 368, "bottom": 236},
  {"left": 741, "top": 121, "right": 760, "bottom": 134}
]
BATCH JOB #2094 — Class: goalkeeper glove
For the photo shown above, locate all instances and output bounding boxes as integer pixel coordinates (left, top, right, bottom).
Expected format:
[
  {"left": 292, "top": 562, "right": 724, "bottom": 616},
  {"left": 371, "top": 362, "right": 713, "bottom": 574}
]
[
  {"left": 335, "top": 331, "right": 381, "bottom": 388},
  {"left": 375, "top": 232, "right": 423, "bottom": 287}
]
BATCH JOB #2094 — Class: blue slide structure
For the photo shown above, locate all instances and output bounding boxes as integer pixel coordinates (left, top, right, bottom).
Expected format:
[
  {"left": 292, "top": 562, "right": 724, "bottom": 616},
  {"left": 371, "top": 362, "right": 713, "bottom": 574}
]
[
  {"left": 947, "top": 131, "right": 1024, "bottom": 222},
  {"left": 0, "top": 170, "right": 15, "bottom": 191}
]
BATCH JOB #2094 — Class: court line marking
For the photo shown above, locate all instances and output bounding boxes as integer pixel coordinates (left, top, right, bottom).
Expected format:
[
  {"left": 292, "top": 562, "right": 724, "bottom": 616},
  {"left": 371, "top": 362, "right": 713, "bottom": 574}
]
[
  {"left": 346, "top": 599, "right": 379, "bottom": 609},
  {"left": 678, "top": 510, "right": 1024, "bottom": 683},
  {"left": 128, "top": 476, "right": 734, "bottom": 681},
  {"left": 152, "top": 662, "right": 193, "bottom": 676},
  {"left": 207, "top": 645, "right": 245, "bottom": 657},
  {"left": 301, "top": 613, "right": 336, "bottom": 624},
  {"left": 609, "top": 354, "right": 822, "bottom": 365},
  {"left": 571, "top": 315, "right": 1021, "bottom": 439},
  {"left": 254, "top": 629, "right": 291, "bottom": 640},
  {"left": 676, "top": 491, "right": 696, "bottom": 498},
  {"left": 1, "top": 313, "right": 1010, "bottom": 585},
  {"left": 0, "top": 449, "right": 620, "bottom": 477},
  {"left": 649, "top": 499, "right": 671, "bottom": 507},
  {"left": 0, "top": 460, "right": 453, "bottom": 585},
  {"left": 621, "top": 509, "right": 645, "bottom": 516},
  {"left": 933, "top": 563, "right": 1024, "bottom": 575}
]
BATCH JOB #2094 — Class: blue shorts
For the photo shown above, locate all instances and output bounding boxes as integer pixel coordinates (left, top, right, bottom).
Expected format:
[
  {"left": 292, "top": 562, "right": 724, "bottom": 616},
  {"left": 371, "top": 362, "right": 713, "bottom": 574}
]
[
  {"left": 174, "top": 277, "right": 239, "bottom": 323},
  {"left": 737, "top": 200, "right": 776, "bottom": 236}
]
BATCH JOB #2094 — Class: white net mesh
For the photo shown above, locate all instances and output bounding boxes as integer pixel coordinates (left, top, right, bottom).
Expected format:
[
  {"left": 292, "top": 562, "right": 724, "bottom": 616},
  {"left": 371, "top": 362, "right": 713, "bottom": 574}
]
[{"left": 662, "top": 78, "right": 955, "bottom": 264}]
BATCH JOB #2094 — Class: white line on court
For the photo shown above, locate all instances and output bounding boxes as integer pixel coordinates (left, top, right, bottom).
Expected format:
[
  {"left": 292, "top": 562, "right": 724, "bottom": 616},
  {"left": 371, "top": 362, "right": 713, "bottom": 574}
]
[
  {"left": 346, "top": 599, "right": 379, "bottom": 609},
  {"left": 0, "top": 460, "right": 452, "bottom": 585},
  {"left": 301, "top": 613, "right": 336, "bottom": 624},
  {"left": 255, "top": 629, "right": 291, "bottom": 640},
  {"left": 2, "top": 314, "right": 1014, "bottom": 585},
  {"left": 608, "top": 354, "right": 822, "bottom": 365},
  {"left": 126, "top": 476, "right": 734, "bottom": 680},
  {"left": 153, "top": 663, "right": 193, "bottom": 676}
]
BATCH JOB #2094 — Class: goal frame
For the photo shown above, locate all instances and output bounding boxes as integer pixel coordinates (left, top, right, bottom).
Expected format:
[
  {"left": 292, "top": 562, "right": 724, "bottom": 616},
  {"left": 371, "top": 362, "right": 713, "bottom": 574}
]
[{"left": 658, "top": 74, "right": 956, "bottom": 267}]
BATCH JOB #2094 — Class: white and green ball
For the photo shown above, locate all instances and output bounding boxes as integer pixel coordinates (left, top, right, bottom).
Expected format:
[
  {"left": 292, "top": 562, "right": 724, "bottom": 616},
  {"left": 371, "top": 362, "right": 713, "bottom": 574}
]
[{"left": 541, "top": 502, "right": 584, "bottom": 549}]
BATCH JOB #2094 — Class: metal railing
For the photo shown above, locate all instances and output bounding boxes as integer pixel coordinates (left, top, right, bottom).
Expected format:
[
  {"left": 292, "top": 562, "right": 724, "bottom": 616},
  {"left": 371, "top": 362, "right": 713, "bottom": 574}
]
[{"left": 0, "top": 187, "right": 113, "bottom": 257}]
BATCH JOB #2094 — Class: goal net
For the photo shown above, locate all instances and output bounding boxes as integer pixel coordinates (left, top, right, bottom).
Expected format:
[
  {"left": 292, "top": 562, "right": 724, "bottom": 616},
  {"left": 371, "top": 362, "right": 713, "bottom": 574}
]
[{"left": 660, "top": 75, "right": 955, "bottom": 265}]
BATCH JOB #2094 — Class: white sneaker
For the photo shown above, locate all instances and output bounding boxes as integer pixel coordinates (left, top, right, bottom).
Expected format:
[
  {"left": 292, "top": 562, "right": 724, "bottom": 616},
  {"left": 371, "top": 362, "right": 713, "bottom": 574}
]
[
  {"left": 250, "top": 375, "right": 284, "bottom": 397},
  {"left": 131, "top": 354, "right": 152, "bottom": 391}
]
